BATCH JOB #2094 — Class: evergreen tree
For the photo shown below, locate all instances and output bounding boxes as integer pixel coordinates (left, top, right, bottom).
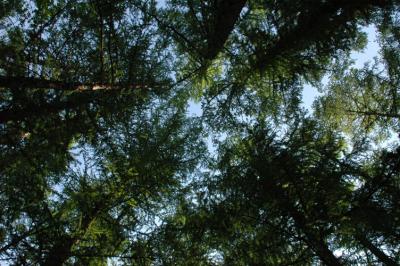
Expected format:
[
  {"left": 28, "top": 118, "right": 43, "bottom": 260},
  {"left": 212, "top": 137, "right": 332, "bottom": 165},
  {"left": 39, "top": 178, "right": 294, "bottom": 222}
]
[{"left": 0, "top": 0, "right": 399, "bottom": 265}]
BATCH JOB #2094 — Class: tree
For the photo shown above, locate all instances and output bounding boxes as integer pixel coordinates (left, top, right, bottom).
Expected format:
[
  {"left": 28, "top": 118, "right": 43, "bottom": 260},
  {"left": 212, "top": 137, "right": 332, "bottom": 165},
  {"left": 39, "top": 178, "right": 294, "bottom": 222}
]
[
  {"left": 0, "top": 92, "right": 205, "bottom": 264},
  {"left": 315, "top": 11, "right": 400, "bottom": 140},
  {"left": 1, "top": 0, "right": 400, "bottom": 265},
  {"left": 161, "top": 118, "right": 399, "bottom": 265}
]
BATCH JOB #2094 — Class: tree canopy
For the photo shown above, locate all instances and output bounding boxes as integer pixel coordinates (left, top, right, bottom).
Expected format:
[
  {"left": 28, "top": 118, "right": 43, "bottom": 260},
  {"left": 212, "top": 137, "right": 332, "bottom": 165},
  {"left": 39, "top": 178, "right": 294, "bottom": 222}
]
[{"left": 0, "top": 0, "right": 399, "bottom": 265}]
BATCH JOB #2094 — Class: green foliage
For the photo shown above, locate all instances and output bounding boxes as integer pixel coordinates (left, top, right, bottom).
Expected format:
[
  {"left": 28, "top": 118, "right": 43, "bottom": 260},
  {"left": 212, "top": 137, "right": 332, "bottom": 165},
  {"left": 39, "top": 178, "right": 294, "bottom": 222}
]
[
  {"left": 315, "top": 8, "right": 400, "bottom": 143},
  {"left": 1, "top": 0, "right": 400, "bottom": 265}
]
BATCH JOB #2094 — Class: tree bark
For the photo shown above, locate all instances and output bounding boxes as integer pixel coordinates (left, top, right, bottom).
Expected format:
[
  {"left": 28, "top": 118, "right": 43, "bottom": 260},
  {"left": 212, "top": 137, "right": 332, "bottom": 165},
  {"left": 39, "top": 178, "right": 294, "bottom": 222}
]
[
  {"left": 355, "top": 234, "right": 398, "bottom": 266},
  {"left": 203, "top": 0, "right": 247, "bottom": 60},
  {"left": 288, "top": 206, "right": 344, "bottom": 266},
  {"left": 41, "top": 201, "right": 103, "bottom": 266},
  {"left": 0, "top": 76, "right": 148, "bottom": 91},
  {"left": 254, "top": 0, "right": 395, "bottom": 71},
  {"left": 256, "top": 159, "right": 342, "bottom": 265},
  {"left": 42, "top": 237, "right": 76, "bottom": 266}
]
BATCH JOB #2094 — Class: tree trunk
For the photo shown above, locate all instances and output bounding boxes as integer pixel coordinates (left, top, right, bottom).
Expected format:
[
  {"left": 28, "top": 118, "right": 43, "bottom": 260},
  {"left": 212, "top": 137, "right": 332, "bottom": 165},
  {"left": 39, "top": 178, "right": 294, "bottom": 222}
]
[
  {"left": 355, "top": 234, "right": 397, "bottom": 266},
  {"left": 0, "top": 76, "right": 148, "bottom": 91},
  {"left": 288, "top": 206, "right": 344, "bottom": 266},
  {"left": 254, "top": 0, "right": 395, "bottom": 71},
  {"left": 42, "top": 237, "right": 76, "bottom": 266},
  {"left": 41, "top": 204, "right": 101, "bottom": 266},
  {"left": 256, "top": 160, "right": 342, "bottom": 265},
  {"left": 204, "top": 0, "right": 247, "bottom": 60}
]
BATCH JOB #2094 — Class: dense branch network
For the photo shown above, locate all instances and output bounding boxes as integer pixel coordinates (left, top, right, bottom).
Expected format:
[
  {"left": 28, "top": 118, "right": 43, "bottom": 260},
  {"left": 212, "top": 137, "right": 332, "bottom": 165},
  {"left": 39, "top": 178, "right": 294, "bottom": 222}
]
[{"left": 0, "top": 0, "right": 399, "bottom": 265}]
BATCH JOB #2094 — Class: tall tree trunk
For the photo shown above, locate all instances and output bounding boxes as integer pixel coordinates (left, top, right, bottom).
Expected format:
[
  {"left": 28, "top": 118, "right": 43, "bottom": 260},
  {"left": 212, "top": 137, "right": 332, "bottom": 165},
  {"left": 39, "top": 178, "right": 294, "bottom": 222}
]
[
  {"left": 203, "top": 0, "right": 247, "bottom": 60},
  {"left": 256, "top": 161, "right": 342, "bottom": 265},
  {"left": 0, "top": 76, "right": 148, "bottom": 91},
  {"left": 107, "top": 15, "right": 115, "bottom": 84},
  {"left": 288, "top": 206, "right": 344, "bottom": 266},
  {"left": 41, "top": 202, "right": 102, "bottom": 266},
  {"left": 254, "top": 0, "right": 395, "bottom": 71},
  {"left": 99, "top": 11, "right": 105, "bottom": 84},
  {"left": 42, "top": 237, "right": 76, "bottom": 266},
  {"left": 355, "top": 234, "right": 398, "bottom": 266}
]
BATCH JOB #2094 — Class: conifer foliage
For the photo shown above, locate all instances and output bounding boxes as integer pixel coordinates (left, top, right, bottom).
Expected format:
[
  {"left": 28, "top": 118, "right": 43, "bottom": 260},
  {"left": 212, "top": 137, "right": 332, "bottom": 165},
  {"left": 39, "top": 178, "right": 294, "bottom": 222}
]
[{"left": 0, "top": 0, "right": 399, "bottom": 265}]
